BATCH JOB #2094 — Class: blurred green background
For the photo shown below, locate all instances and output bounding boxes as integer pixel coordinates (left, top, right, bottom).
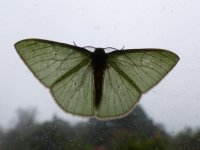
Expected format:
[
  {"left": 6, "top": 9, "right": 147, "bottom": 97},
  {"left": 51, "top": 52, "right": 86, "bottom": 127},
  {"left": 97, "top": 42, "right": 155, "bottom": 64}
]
[{"left": 1, "top": 106, "right": 199, "bottom": 150}]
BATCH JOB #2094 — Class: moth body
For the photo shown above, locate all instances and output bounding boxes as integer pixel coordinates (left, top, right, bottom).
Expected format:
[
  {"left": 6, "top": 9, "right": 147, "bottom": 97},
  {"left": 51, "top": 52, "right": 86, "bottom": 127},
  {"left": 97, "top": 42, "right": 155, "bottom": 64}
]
[{"left": 91, "top": 48, "right": 108, "bottom": 108}]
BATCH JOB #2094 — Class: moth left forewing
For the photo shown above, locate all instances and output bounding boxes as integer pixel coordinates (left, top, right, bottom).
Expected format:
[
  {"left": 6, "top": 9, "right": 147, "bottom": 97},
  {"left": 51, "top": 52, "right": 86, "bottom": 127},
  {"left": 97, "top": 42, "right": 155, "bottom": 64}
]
[
  {"left": 15, "top": 39, "right": 91, "bottom": 87},
  {"left": 15, "top": 39, "right": 95, "bottom": 117}
]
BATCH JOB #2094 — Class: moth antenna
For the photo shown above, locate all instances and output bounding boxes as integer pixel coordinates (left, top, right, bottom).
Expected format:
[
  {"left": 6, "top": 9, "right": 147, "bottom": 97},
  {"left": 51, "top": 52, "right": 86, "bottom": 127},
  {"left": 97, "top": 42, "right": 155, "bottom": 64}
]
[
  {"left": 120, "top": 45, "right": 125, "bottom": 50},
  {"left": 73, "top": 41, "right": 77, "bottom": 46}
]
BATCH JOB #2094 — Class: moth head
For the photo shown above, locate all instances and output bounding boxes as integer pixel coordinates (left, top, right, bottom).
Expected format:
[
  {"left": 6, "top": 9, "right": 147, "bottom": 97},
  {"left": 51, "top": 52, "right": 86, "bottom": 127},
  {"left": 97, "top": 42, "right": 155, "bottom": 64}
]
[{"left": 94, "top": 48, "right": 105, "bottom": 54}]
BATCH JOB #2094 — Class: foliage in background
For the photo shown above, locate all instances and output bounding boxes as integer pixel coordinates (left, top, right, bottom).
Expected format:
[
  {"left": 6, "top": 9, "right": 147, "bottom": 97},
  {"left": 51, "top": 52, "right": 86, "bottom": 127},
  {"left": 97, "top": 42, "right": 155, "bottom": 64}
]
[{"left": 0, "top": 106, "right": 199, "bottom": 150}]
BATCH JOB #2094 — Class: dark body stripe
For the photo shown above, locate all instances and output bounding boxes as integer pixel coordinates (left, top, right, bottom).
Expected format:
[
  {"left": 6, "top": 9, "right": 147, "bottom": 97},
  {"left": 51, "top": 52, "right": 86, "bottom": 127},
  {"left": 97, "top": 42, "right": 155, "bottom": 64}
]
[{"left": 91, "top": 48, "right": 108, "bottom": 108}]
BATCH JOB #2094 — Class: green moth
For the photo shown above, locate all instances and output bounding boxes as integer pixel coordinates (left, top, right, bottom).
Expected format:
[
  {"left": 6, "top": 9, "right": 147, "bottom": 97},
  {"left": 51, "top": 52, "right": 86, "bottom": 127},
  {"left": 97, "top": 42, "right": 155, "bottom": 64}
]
[{"left": 15, "top": 39, "right": 179, "bottom": 119}]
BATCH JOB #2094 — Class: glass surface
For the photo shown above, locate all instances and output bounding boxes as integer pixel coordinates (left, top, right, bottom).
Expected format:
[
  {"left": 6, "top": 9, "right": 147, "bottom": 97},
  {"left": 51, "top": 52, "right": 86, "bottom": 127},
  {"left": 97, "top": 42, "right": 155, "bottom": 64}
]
[
  {"left": 0, "top": 106, "right": 200, "bottom": 149},
  {"left": 0, "top": 0, "right": 200, "bottom": 149}
]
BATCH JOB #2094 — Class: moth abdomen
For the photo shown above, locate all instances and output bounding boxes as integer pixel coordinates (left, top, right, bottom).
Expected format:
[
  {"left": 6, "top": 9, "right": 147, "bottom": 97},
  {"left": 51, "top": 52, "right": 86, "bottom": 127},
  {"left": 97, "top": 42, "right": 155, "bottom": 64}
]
[{"left": 91, "top": 48, "right": 108, "bottom": 109}]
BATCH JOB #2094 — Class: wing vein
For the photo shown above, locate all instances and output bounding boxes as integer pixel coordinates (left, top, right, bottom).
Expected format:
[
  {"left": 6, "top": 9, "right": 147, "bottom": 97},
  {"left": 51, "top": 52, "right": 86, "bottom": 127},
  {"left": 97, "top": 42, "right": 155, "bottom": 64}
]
[
  {"left": 109, "top": 69, "right": 126, "bottom": 113},
  {"left": 124, "top": 54, "right": 150, "bottom": 87},
  {"left": 21, "top": 45, "right": 53, "bottom": 55}
]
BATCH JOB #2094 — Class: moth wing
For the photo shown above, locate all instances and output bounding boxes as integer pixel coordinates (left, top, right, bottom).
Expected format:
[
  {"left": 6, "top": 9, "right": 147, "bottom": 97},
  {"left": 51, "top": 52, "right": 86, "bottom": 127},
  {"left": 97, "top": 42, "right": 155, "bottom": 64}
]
[
  {"left": 97, "top": 49, "right": 179, "bottom": 118},
  {"left": 15, "top": 39, "right": 94, "bottom": 116},
  {"left": 108, "top": 49, "right": 179, "bottom": 93},
  {"left": 51, "top": 63, "right": 95, "bottom": 116},
  {"left": 15, "top": 39, "right": 91, "bottom": 87},
  {"left": 96, "top": 65, "right": 141, "bottom": 118}
]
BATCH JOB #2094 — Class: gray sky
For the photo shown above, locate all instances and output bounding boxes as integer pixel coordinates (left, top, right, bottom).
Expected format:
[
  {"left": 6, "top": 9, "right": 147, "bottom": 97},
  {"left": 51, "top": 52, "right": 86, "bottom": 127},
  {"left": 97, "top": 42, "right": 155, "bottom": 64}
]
[{"left": 0, "top": 0, "right": 200, "bottom": 134}]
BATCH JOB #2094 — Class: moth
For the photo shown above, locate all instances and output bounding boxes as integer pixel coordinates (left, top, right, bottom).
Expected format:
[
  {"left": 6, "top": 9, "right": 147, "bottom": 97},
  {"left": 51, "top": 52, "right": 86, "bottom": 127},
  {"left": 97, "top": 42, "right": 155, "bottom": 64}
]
[{"left": 15, "top": 39, "right": 179, "bottom": 119}]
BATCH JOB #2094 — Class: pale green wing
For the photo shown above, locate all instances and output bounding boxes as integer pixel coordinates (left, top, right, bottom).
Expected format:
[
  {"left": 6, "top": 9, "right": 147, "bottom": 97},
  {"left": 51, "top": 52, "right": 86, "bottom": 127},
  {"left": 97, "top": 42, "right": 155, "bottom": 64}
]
[
  {"left": 51, "top": 62, "right": 94, "bottom": 116},
  {"left": 15, "top": 39, "right": 91, "bottom": 87},
  {"left": 15, "top": 39, "right": 94, "bottom": 116},
  {"left": 96, "top": 65, "right": 141, "bottom": 118},
  {"left": 97, "top": 49, "right": 179, "bottom": 118}
]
